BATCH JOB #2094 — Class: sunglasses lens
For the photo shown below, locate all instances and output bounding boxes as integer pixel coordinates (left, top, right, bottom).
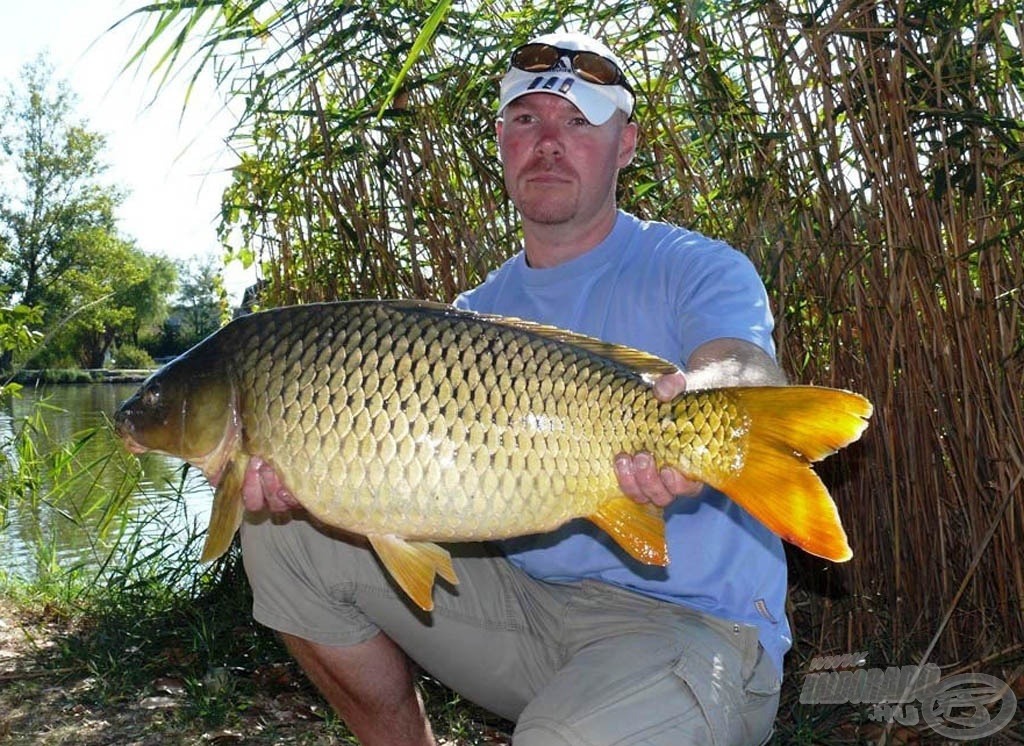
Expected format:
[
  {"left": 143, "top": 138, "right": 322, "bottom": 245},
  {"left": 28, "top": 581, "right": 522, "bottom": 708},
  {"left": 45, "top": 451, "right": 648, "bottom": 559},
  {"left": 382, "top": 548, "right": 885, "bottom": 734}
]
[
  {"left": 572, "top": 51, "right": 620, "bottom": 85},
  {"left": 511, "top": 43, "right": 561, "bottom": 72},
  {"left": 510, "top": 43, "right": 631, "bottom": 95}
]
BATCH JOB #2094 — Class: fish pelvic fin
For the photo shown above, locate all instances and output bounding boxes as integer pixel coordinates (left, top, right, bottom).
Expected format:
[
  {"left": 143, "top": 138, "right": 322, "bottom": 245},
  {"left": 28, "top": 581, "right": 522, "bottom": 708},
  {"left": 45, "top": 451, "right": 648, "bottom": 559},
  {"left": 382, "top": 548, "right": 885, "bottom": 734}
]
[
  {"left": 367, "top": 535, "right": 459, "bottom": 612},
  {"left": 587, "top": 496, "right": 668, "bottom": 566},
  {"left": 710, "top": 386, "right": 872, "bottom": 562},
  {"left": 200, "top": 455, "right": 248, "bottom": 562}
]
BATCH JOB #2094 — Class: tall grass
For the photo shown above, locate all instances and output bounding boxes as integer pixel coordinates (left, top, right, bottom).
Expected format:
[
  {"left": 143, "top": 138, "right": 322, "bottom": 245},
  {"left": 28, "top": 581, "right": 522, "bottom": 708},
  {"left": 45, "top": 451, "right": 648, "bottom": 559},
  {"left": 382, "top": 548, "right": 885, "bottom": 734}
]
[
  {"left": 2, "top": 412, "right": 195, "bottom": 596},
  {"left": 122, "top": 0, "right": 1024, "bottom": 676},
  {"left": 0, "top": 394, "right": 294, "bottom": 736},
  {"left": 2, "top": 406, "right": 134, "bottom": 583}
]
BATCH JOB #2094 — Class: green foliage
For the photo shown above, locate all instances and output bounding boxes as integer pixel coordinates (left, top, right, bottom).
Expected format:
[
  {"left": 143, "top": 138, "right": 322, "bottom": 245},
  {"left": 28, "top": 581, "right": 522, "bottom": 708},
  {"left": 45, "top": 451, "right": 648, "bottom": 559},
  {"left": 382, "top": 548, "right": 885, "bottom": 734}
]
[
  {"left": 0, "top": 54, "right": 181, "bottom": 371},
  {"left": 174, "top": 254, "right": 228, "bottom": 344},
  {"left": 0, "top": 55, "right": 122, "bottom": 309},
  {"left": 0, "top": 304, "right": 43, "bottom": 393},
  {"left": 125, "top": 0, "right": 1024, "bottom": 670},
  {"left": 113, "top": 343, "right": 156, "bottom": 369},
  {"left": 33, "top": 240, "right": 177, "bottom": 369},
  {"left": 117, "top": 252, "right": 179, "bottom": 348},
  {"left": 123, "top": 0, "right": 523, "bottom": 302},
  {"left": 0, "top": 406, "right": 139, "bottom": 541},
  {"left": 14, "top": 368, "right": 96, "bottom": 384},
  {"left": 0, "top": 305, "right": 43, "bottom": 353}
]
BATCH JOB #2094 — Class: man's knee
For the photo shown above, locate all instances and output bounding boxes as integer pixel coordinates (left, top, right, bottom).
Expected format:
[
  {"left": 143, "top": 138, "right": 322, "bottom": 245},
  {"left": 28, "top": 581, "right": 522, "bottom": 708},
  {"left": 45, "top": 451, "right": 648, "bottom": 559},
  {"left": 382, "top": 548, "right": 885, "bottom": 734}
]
[
  {"left": 513, "top": 671, "right": 715, "bottom": 746},
  {"left": 239, "top": 513, "right": 385, "bottom": 646},
  {"left": 511, "top": 631, "right": 778, "bottom": 746}
]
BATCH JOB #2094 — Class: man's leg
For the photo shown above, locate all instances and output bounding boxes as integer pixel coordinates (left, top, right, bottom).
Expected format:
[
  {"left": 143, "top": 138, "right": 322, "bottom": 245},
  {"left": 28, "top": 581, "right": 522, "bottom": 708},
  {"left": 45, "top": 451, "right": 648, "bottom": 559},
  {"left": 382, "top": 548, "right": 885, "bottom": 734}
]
[
  {"left": 281, "top": 631, "right": 433, "bottom": 746},
  {"left": 513, "top": 582, "right": 780, "bottom": 746},
  {"left": 241, "top": 511, "right": 779, "bottom": 745},
  {"left": 240, "top": 510, "right": 569, "bottom": 738}
]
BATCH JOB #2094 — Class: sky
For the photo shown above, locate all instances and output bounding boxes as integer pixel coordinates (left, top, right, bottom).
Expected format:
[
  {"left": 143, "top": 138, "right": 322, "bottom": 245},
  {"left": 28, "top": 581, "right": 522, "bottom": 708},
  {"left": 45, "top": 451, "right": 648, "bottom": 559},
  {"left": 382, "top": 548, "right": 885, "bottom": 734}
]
[{"left": 0, "top": 1, "right": 255, "bottom": 302}]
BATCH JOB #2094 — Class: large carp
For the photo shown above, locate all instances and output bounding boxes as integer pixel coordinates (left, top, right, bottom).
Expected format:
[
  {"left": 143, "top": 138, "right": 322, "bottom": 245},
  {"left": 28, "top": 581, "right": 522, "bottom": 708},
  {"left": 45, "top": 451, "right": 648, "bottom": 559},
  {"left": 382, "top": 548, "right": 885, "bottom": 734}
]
[{"left": 114, "top": 300, "right": 872, "bottom": 611}]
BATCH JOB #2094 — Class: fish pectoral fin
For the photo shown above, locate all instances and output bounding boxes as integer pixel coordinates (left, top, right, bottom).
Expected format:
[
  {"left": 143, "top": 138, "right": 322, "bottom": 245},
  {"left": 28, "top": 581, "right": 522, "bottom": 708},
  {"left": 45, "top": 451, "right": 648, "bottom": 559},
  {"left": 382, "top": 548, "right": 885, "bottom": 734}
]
[
  {"left": 587, "top": 497, "right": 668, "bottom": 566},
  {"left": 367, "top": 535, "right": 458, "bottom": 612},
  {"left": 200, "top": 455, "right": 248, "bottom": 563}
]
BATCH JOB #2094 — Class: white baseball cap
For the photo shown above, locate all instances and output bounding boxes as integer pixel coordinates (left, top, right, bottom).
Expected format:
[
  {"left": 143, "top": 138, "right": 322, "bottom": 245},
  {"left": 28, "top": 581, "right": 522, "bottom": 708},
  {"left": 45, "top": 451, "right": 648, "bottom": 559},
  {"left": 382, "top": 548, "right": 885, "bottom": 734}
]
[{"left": 498, "top": 32, "right": 634, "bottom": 126}]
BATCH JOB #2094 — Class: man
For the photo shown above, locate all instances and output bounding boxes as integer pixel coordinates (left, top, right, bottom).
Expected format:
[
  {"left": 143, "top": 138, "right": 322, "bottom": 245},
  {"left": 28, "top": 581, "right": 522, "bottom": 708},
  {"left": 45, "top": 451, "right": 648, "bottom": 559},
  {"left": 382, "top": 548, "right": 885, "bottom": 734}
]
[{"left": 240, "top": 31, "right": 788, "bottom": 745}]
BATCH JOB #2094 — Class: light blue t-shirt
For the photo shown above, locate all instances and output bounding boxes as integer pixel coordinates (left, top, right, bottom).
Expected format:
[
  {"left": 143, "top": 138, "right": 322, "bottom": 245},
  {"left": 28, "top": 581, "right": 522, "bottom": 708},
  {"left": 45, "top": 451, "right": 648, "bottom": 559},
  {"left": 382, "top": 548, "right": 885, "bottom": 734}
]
[{"left": 455, "top": 210, "right": 792, "bottom": 674}]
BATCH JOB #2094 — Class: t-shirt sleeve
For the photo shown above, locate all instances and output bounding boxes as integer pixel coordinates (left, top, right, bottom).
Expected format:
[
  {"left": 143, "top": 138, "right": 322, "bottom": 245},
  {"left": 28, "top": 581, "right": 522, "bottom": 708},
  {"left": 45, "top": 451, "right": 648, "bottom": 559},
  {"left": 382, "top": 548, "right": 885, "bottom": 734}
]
[{"left": 666, "top": 239, "right": 776, "bottom": 364}]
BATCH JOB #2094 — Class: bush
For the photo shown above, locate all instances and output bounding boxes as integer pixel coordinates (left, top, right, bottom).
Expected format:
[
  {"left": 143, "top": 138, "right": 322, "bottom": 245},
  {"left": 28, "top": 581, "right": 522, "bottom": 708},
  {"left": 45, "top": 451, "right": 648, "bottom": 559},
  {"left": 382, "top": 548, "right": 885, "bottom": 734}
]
[{"left": 113, "top": 344, "right": 155, "bottom": 369}]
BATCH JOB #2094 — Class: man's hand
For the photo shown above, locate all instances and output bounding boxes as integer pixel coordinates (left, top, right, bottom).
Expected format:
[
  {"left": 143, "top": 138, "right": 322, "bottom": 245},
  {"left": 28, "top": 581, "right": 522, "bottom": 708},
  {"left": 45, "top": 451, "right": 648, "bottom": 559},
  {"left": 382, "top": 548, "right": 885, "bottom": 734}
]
[
  {"left": 242, "top": 456, "right": 300, "bottom": 513},
  {"left": 614, "top": 371, "right": 704, "bottom": 507}
]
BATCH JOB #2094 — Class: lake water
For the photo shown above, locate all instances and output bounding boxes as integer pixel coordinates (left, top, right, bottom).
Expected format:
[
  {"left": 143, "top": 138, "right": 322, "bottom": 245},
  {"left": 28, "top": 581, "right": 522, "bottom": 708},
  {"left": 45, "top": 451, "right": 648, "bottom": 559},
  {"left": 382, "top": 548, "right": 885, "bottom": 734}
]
[{"left": 0, "top": 382, "right": 214, "bottom": 581}]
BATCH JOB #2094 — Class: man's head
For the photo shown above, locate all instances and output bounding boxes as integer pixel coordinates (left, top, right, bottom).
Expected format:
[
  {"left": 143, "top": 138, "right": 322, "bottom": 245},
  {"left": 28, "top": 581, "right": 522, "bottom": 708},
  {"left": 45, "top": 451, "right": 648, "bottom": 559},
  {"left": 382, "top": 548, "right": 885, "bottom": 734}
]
[
  {"left": 495, "top": 32, "right": 638, "bottom": 260},
  {"left": 498, "top": 31, "right": 634, "bottom": 126}
]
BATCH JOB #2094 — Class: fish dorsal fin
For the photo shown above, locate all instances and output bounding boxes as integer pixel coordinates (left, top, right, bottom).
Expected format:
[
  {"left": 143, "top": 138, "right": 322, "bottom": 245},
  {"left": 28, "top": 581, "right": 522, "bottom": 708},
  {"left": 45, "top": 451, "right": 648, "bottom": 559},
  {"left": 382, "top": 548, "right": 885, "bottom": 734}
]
[{"left": 381, "top": 299, "right": 679, "bottom": 377}]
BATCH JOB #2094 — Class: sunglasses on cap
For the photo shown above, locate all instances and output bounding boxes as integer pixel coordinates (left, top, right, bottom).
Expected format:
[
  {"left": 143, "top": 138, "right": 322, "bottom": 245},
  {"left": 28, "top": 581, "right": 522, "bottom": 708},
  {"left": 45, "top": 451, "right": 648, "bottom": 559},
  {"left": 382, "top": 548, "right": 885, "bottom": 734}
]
[{"left": 510, "top": 42, "right": 634, "bottom": 96}]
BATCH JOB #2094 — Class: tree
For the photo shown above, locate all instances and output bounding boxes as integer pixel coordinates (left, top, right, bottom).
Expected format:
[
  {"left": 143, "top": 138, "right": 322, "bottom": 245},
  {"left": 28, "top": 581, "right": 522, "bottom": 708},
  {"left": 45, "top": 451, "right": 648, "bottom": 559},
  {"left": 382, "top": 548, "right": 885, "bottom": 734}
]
[
  {"left": 0, "top": 55, "right": 123, "bottom": 308},
  {"left": 115, "top": 251, "right": 178, "bottom": 348},
  {"left": 60, "top": 244, "right": 178, "bottom": 369},
  {"left": 0, "top": 55, "right": 178, "bottom": 369},
  {"left": 174, "top": 254, "right": 226, "bottom": 346}
]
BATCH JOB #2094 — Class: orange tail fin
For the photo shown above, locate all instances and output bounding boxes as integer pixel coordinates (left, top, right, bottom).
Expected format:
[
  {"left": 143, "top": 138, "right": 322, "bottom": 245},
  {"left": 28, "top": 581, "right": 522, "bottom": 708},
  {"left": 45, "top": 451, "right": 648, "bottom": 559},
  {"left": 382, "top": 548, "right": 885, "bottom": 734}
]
[{"left": 703, "top": 386, "right": 872, "bottom": 562}]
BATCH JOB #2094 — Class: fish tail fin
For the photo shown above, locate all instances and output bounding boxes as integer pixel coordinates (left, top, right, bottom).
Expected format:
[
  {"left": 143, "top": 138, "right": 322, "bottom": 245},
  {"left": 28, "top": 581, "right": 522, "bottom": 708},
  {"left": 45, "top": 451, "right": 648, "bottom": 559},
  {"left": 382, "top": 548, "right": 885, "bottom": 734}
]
[
  {"left": 200, "top": 455, "right": 248, "bottom": 562},
  {"left": 368, "top": 535, "right": 458, "bottom": 612},
  {"left": 703, "top": 386, "right": 871, "bottom": 562},
  {"left": 588, "top": 496, "right": 668, "bottom": 566}
]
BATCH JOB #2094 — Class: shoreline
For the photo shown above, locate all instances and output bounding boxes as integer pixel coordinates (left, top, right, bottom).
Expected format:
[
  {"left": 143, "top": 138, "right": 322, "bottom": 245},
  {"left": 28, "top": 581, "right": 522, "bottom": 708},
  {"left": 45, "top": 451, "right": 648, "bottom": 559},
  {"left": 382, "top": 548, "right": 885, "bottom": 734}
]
[{"left": 9, "top": 369, "right": 155, "bottom": 385}]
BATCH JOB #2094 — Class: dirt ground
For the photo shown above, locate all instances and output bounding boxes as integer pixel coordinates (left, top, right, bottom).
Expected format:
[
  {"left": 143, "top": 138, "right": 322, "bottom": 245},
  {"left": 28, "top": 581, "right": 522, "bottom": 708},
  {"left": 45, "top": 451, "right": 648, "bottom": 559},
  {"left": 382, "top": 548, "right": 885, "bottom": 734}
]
[
  {"left": 4, "top": 596, "right": 1020, "bottom": 745},
  {"left": 0, "top": 597, "right": 340, "bottom": 744},
  {"left": 0, "top": 599, "right": 510, "bottom": 745}
]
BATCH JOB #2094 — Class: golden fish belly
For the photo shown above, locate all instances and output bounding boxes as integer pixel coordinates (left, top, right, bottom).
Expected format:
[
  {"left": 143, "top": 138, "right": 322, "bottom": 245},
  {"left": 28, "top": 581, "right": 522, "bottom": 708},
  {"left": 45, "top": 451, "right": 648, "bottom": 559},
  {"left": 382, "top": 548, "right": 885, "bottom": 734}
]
[{"left": 225, "top": 301, "right": 745, "bottom": 541}]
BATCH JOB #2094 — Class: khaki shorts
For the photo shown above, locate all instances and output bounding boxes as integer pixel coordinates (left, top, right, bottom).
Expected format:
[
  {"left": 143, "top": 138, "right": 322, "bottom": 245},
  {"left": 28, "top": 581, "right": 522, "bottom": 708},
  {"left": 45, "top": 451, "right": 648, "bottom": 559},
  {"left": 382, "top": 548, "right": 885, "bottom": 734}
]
[{"left": 241, "top": 511, "right": 781, "bottom": 745}]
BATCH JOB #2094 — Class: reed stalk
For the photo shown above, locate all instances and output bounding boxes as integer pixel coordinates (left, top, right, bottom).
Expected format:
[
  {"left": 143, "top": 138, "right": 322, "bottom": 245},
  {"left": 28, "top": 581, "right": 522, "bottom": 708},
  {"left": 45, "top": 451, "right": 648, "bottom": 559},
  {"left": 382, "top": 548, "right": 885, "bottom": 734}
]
[{"left": 125, "top": 0, "right": 1024, "bottom": 670}]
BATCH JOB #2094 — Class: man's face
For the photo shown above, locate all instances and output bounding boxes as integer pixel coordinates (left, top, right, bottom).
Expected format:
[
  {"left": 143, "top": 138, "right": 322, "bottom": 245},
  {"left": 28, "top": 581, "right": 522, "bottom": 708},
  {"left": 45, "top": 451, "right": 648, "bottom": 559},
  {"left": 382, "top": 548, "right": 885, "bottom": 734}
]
[{"left": 496, "top": 93, "right": 637, "bottom": 231}]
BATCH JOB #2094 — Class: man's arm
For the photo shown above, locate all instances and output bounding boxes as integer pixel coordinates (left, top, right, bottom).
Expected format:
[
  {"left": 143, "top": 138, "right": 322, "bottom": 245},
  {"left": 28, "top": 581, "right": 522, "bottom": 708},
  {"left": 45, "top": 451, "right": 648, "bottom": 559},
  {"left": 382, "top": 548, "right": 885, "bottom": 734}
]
[
  {"left": 683, "top": 337, "right": 787, "bottom": 389},
  {"left": 613, "top": 338, "right": 786, "bottom": 507}
]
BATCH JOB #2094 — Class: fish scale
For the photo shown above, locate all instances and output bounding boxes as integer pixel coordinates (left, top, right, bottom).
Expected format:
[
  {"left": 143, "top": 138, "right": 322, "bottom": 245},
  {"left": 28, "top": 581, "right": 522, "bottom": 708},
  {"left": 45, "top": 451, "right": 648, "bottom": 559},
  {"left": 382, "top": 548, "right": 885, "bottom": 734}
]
[
  {"left": 114, "top": 299, "right": 872, "bottom": 611},
  {"left": 231, "top": 303, "right": 646, "bottom": 536}
]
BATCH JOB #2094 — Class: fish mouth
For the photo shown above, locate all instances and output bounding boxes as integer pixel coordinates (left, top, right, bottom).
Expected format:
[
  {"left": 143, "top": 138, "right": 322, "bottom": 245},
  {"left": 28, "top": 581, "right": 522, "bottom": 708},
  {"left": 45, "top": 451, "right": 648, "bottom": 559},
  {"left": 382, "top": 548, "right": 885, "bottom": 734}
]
[
  {"left": 115, "top": 426, "right": 150, "bottom": 455},
  {"left": 122, "top": 439, "right": 149, "bottom": 455},
  {"left": 113, "top": 409, "right": 147, "bottom": 454}
]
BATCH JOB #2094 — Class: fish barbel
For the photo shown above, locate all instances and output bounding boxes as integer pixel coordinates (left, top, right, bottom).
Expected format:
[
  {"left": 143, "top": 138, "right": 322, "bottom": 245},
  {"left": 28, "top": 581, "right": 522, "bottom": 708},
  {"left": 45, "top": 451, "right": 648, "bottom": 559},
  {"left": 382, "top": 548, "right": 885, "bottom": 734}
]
[{"left": 113, "top": 300, "right": 872, "bottom": 610}]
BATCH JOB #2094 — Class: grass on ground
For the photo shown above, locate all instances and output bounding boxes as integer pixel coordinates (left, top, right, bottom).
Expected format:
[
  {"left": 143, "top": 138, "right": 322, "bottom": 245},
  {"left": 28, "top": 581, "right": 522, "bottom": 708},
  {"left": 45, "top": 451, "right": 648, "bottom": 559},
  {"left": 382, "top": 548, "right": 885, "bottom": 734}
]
[
  {"left": 0, "top": 548, "right": 511, "bottom": 745},
  {"left": 1, "top": 556, "right": 1021, "bottom": 745}
]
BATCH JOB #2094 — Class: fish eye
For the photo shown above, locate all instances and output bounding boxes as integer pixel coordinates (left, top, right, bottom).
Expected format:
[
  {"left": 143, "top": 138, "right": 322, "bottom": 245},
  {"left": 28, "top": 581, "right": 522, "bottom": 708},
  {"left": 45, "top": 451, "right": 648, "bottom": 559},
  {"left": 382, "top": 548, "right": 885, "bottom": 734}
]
[{"left": 141, "top": 383, "right": 161, "bottom": 407}]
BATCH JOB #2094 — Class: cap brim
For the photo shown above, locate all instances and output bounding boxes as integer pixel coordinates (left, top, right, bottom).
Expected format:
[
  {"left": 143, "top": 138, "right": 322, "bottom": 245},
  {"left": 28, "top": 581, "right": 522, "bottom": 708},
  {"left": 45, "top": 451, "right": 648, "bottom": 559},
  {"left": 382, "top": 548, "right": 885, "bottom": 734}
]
[{"left": 498, "top": 69, "right": 629, "bottom": 125}]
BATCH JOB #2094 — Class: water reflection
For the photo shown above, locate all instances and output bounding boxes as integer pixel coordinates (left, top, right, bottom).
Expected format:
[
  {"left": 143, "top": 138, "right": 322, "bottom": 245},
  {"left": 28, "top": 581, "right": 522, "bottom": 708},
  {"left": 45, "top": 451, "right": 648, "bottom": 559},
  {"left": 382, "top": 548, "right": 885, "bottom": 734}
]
[{"left": 0, "top": 382, "right": 213, "bottom": 580}]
